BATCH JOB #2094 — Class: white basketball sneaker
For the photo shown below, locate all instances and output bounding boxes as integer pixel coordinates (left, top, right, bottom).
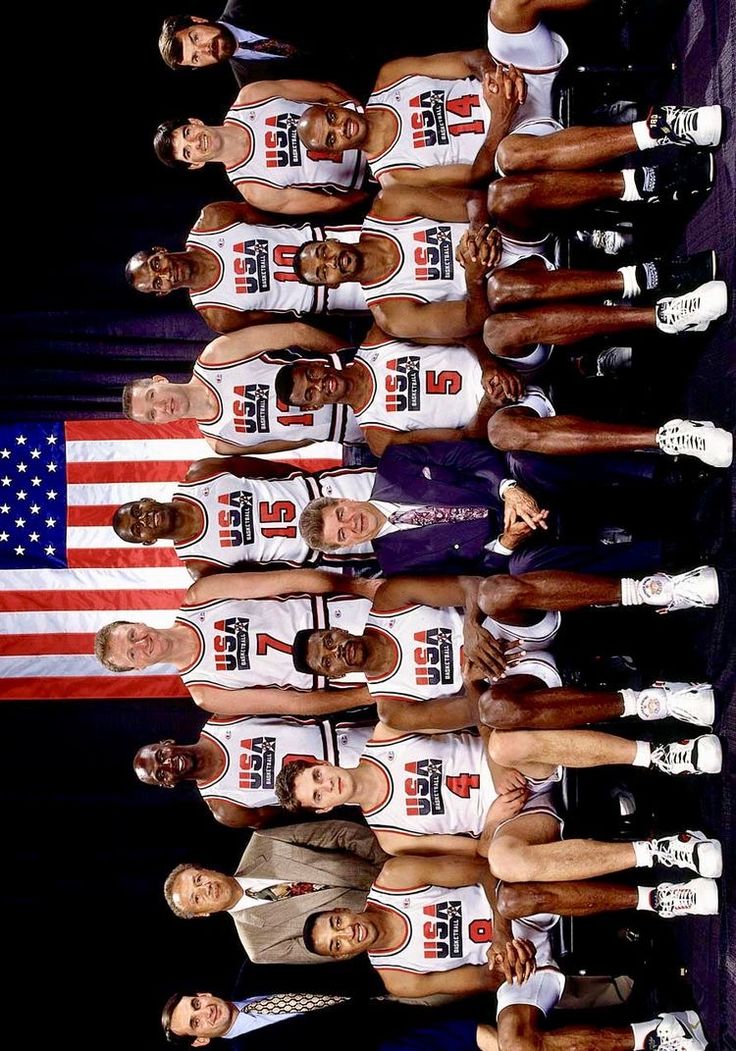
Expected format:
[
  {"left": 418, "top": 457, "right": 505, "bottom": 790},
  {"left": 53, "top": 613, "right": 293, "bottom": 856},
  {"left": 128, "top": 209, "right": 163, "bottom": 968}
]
[
  {"left": 637, "top": 566, "right": 719, "bottom": 613},
  {"left": 647, "top": 830, "right": 723, "bottom": 877},
  {"left": 635, "top": 682, "right": 715, "bottom": 725},
  {"left": 655, "top": 280, "right": 728, "bottom": 333},
  {"left": 649, "top": 735, "right": 722, "bottom": 775},
  {"left": 651, "top": 878, "right": 719, "bottom": 918},
  {"left": 656, "top": 419, "right": 733, "bottom": 468},
  {"left": 645, "top": 1010, "right": 708, "bottom": 1051},
  {"left": 647, "top": 104, "right": 723, "bottom": 147}
]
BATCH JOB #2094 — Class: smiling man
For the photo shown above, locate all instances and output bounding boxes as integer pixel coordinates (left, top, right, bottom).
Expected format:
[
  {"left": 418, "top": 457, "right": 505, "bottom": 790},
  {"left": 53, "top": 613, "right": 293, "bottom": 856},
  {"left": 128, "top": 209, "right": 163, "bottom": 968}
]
[
  {"left": 163, "top": 820, "right": 386, "bottom": 963},
  {"left": 125, "top": 199, "right": 369, "bottom": 333},
  {"left": 112, "top": 456, "right": 376, "bottom": 578},
  {"left": 154, "top": 80, "right": 369, "bottom": 216}
]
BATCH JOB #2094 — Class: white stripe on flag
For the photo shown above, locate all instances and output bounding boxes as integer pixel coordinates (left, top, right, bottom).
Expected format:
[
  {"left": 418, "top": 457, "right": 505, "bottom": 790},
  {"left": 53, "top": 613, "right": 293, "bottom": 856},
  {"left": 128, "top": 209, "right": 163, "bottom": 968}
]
[
  {"left": 67, "top": 527, "right": 178, "bottom": 550},
  {"left": 0, "top": 608, "right": 184, "bottom": 634},
  {"left": 68, "top": 482, "right": 180, "bottom": 505},
  {"left": 0, "top": 566, "right": 191, "bottom": 590},
  {"left": 0, "top": 654, "right": 181, "bottom": 678},
  {"left": 66, "top": 438, "right": 213, "bottom": 462}
]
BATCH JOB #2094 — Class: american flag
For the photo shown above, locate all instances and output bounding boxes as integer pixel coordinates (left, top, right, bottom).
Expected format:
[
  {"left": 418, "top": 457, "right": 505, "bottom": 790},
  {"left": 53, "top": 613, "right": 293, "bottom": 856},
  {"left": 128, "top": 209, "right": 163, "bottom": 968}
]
[{"left": 0, "top": 420, "right": 340, "bottom": 701}]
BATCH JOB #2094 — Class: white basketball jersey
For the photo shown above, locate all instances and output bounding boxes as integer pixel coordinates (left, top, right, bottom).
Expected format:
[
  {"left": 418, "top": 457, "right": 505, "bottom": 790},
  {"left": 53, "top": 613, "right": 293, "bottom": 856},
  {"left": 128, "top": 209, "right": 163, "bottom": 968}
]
[
  {"left": 360, "top": 214, "right": 467, "bottom": 308},
  {"left": 186, "top": 221, "right": 366, "bottom": 315},
  {"left": 172, "top": 466, "right": 376, "bottom": 569},
  {"left": 365, "top": 604, "right": 561, "bottom": 704},
  {"left": 199, "top": 714, "right": 374, "bottom": 808},
  {"left": 367, "top": 881, "right": 493, "bottom": 972},
  {"left": 192, "top": 351, "right": 364, "bottom": 446},
  {"left": 354, "top": 336, "right": 482, "bottom": 437},
  {"left": 177, "top": 593, "right": 371, "bottom": 691},
  {"left": 225, "top": 97, "right": 366, "bottom": 193},
  {"left": 367, "top": 76, "right": 491, "bottom": 182},
  {"left": 361, "top": 730, "right": 495, "bottom": 839}
]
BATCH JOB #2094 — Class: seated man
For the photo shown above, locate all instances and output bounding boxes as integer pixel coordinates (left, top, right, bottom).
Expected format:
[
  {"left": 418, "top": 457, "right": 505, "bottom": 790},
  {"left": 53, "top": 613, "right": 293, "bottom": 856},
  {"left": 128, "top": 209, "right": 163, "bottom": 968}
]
[
  {"left": 154, "top": 80, "right": 370, "bottom": 216},
  {"left": 164, "top": 819, "right": 386, "bottom": 963},
  {"left": 113, "top": 456, "right": 377, "bottom": 578},
  {"left": 303, "top": 853, "right": 710, "bottom": 1050},
  {"left": 120, "top": 323, "right": 364, "bottom": 455},
  {"left": 291, "top": 568, "right": 717, "bottom": 733},
  {"left": 135, "top": 711, "right": 375, "bottom": 829},
  {"left": 163, "top": 989, "right": 350, "bottom": 1045},
  {"left": 125, "top": 200, "right": 369, "bottom": 333},
  {"left": 275, "top": 320, "right": 732, "bottom": 464},
  {"left": 93, "top": 567, "right": 377, "bottom": 715}
]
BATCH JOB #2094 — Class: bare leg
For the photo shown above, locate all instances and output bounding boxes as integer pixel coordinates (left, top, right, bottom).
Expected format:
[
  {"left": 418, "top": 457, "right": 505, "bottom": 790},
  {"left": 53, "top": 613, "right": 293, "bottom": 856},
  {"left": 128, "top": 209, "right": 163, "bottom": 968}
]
[
  {"left": 484, "top": 305, "right": 654, "bottom": 358},
  {"left": 498, "top": 126, "right": 638, "bottom": 175},
  {"left": 477, "top": 572, "right": 622, "bottom": 618},
  {"left": 488, "top": 408, "right": 657, "bottom": 454},
  {"left": 491, "top": 0, "right": 594, "bottom": 33},
  {"left": 487, "top": 727, "right": 636, "bottom": 775},
  {"left": 498, "top": 1006, "right": 636, "bottom": 1051},
  {"left": 487, "top": 262, "right": 624, "bottom": 310},
  {"left": 497, "top": 878, "right": 637, "bottom": 917},
  {"left": 488, "top": 173, "right": 624, "bottom": 231},
  {"left": 480, "top": 681, "right": 624, "bottom": 729}
]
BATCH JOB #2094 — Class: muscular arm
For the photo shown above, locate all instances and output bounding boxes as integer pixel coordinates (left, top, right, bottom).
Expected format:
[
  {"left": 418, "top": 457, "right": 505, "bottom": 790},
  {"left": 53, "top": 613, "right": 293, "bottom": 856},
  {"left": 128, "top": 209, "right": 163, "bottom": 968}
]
[
  {"left": 364, "top": 424, "right": 467, "bottom": 456},
  {"left": 200, "top": 323, "right": 349, "bottom": 366},
  {"left": 207, "top": 799, "right": 283, "bottom": 829},
  {"left": 376, "top": 829, "right": 483, "bottom": 857},
  {"left": 378, "top": 853, "right": 488, "bottom": 888},
  {"left": 207, "top": 436, "right": 314, "bottom": 455},
  {"left": 374, "top": 50, "right": 492, "bottom": 90},
  {"left": 373, "top": 185, "right": 482, "bottom": 224},
  {"left": 189, "top": 683, "right": 373, "bottom": 715},
  {"left": 185, "top": 456, "right": 305, "bottom": 483},
  {"left": 381, "top": 963, "right": 501, "bottom": 999},
  {"left": 185, "top": 567, "right": 382, "bottom": 604},
  {"left": 237, "top": 182, "right": 370, "bottom": 216},
  {"left": 199, "top": 306, "right": 293, "bottom": 334},
  {"left": 236, "top": 80, "right": 356, "bottom": 106}
]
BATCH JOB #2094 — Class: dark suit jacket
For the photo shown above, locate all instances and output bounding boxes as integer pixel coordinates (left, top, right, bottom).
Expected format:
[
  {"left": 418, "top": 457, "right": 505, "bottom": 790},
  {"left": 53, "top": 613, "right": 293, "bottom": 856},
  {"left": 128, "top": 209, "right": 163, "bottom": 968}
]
[{"left": 369, "top": 441, "right": 512, "bottom": 576}]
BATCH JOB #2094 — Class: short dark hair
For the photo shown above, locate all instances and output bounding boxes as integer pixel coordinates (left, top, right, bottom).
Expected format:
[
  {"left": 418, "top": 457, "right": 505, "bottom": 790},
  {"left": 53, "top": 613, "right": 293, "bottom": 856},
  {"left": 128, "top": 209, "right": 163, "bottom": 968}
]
[
  {"left": 121, "top": 378, "right": 153, "bottom": 419},
  {"left": 159, "top": 15, "right": 201, "bottom": 69},
  {"left": 292, "top": 628, "right": 317, "bottom": 674},
  {"left": 303, "top": 910, "right": 331, "bottom": 955},
  {"left": 154, "top": 118, "right": 191, "bottom": 168},
  {"left": 162, "top": 992, "right": 195, "bottom": 1045},
  {"left": 275, "top": 758, "right": 318, "bottom": 810},
  {"left": 274, "top": 363, "right": 297, "bottom": 406}
]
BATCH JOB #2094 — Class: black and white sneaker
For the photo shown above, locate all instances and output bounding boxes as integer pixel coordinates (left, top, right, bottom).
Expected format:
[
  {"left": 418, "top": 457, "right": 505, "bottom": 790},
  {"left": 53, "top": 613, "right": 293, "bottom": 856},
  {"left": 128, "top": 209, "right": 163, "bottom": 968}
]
[
  {"left": 631, "top": 151, "right": 715, "bottom": 204},
  {"left": 645, "top": 1011, "right": 708, "bottom": 1051},
  {"left": 632, "top": 251, "right": 717, "bottom": 297},
  {"left": 655, "top": 281, "right": 728, "bottom": 334},
  {"left": 647, "top": 104, "right": 723, "bottom": 147}
]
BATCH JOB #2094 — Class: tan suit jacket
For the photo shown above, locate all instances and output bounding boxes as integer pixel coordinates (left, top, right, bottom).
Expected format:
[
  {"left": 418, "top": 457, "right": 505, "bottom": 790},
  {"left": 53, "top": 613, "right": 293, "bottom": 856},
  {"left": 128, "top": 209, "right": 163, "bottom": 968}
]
[{"left": 230, "top": 820, "right": 388, "bottom": 965}]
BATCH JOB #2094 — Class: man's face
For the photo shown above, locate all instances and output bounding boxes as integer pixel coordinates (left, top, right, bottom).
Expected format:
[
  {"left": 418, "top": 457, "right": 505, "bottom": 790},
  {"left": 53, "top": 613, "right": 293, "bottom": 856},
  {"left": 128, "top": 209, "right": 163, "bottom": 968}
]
[
  {"left": 306, "top": 628, "right": 367, "bottom": 678},
  {"left": 321, "top": 499, "right": 382, "bottom": 547},
  {"left": 298, "top": 239, "right": 363, "bottom": 287},
  {"left": 310, "top": 909, "right": 378, "bottom": 958},
  {"left": 289, "top": 362, "right": 350, "bottom": 409},
  {"left": 136, "top": 740, "right": 197, "bottom": 788},
  {"left": 297, "top": 104, "right": 368, "bottom": 154},
  {"left": 130, "top": 250, "right": 191, "bottom": 295},
  {"left": 105, "top": 622, "right": 169, "bottom": 671},
  {"left": 175, "top": 20, "right": 236, "bottom": 67},
  {"left": 128, "top": 376, "right": 190, "bottom": 424},
  {"left": 170, "top": 993, "right": 236, "bottom": 1045},
  {"left": 116, "top": 498, "right": 176, "bottom": 545},
  {"left": 171, "top": 866, "right": 232, "bottom": 916},
  {"left": 293, "top": 762, "right": 353, "bottom": 812},
  {"left": 171, "top": 118, "right": 222, "bottom": 168}
]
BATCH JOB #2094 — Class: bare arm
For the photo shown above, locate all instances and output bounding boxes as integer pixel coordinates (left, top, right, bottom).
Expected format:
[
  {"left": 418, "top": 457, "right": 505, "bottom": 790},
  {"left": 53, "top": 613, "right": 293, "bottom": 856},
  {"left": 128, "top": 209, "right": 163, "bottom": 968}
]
[
  {"left": 236, "top": 80, "right": 355, "bottom": 105},
  {"left": 199, "top": 306, "right": 290, "bottom": 334},
  {"left": 200, "top": 323, "right": 349, "bottom": 366},
  {"left": 365, "top": 424, "right": 466, "bottom": 456},
  {"left": 237, "top": 182, "right": 370, "bottom": 216},
  {"left": 373, "top": 185, "right": 482, "bottom": 224},
  {"left": 197, "top": 200, "right": 282, "bottom": 229},
  {"left": 189, "top": 683, "right": 373, "bottom": 715},
  {"left": 207, "top": 435, "right": 314, "bottom": 455},
  {"left": 376, "top": 829, "right": 483, "bottom": 857},
  {"left": 185, "top": 456, "right": 304, "bottom": 483},
  {"left": 374, "top": 50, "right": 493, "bottom": 89},
  {"left": 378, "top": 853, "right": 488, "bottom": 889},
  {"left": 186, "top": 567, "right": 382, "bottom": 604},
  {"left": 382, "top": 963, "right": 501, "bottom": 998},
  {"left": 207, "top": 798, "right": 283, "bottom": 829},
  {"left": 376, "top": 694, "right": 477, "bottom": 734}
]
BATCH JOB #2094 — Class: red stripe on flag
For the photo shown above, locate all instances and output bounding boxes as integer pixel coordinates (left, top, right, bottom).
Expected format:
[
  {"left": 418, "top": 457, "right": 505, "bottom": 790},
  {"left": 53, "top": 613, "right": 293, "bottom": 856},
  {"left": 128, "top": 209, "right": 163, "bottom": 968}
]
[
  {"left": 2, "top": 633, "right": 94, "bottom": 655},
  {"left": 67, "top": 461, "right": 192, "bottom": 483},
  {"left": 67, "top": 548, "right": 182, "bottom": 569},
  {"left": 66, "top": 420, "right": 201, "bottom": 441},
  {"left": 1, "top": 675, "right": 189, "bottom": 700},
  {"left": 67, "top": 505, "right": 119, "bottom": 526},
  {"left": 0, "top": 588, "right": 187, "bottom": 612}
]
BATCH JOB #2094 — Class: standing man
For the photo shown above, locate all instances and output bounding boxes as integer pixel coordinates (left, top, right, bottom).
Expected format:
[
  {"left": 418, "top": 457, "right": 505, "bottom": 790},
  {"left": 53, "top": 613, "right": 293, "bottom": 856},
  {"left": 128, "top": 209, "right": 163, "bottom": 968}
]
[{"left": 164, "top": 820, "right": 387, "bottom": 963}]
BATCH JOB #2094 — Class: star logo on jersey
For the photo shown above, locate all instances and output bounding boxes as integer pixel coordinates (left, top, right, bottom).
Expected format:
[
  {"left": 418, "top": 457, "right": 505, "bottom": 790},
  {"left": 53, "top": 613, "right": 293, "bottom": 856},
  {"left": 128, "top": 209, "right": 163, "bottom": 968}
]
[
  {"left": 233, "top": 492, "right": 251, "bottom": 507},
  {"left": 425, "top": 759, "right": 443, "bottom": 778},
  {"left": 435, "top": 628, "right": 452, "bottom": 646},
  {"left": 428, "top": 91, "right": 444, "bottom": 105},
  {"left": 445, "top": 902, "right": 462, "bottom": 919}
]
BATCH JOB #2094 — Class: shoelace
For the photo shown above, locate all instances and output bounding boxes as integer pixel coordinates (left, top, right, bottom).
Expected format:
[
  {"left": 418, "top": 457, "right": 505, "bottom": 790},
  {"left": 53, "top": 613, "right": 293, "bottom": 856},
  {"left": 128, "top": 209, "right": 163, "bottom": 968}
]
[
  {"left": 651, "top": 740, "right": 694, "bottom": 774},
  {"left": 653, "top": 883, "right": 697, "bottom": 914},
  {"left": 666, "top": 107, "right": 699, "bottom": 139},
  {"left": 647, "top": 1018, "right": 697, "bottom": 1051},
  {"left": 659, "top": 425, "right": 708, "bottom": 453},
  {"left": 658, "top": 291, "right": 704, "bottom": 326},
  {"left": 651, "top": 836, "right": 698, "bottom": 868}
]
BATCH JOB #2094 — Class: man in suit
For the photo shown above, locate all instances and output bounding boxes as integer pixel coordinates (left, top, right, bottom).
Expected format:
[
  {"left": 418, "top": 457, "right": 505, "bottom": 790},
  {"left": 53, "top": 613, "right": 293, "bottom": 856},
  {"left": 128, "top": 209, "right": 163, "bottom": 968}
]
[
  {"left": 163, "top": 820, "right": 387, "bottom": 963},
  {"left": 298, "top": 441, "right": 667, "bottom": 577}
]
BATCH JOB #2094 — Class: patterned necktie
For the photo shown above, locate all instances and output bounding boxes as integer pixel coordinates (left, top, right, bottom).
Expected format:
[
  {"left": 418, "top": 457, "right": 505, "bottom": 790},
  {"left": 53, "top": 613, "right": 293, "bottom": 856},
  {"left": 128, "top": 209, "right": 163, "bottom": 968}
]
[
  {"left": 389, "top": 505, "right": 489, "bottom": 526},
  {"left": 246, "top": 992, "right": 349, "bottom": 1016},
  {"left": 248, "top": 37, "right": 299, "bottom": 57}
]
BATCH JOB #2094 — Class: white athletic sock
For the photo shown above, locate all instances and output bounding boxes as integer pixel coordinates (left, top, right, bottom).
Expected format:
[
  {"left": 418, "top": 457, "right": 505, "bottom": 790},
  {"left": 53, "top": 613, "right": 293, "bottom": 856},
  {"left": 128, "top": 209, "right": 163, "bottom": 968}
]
[
  {"left": 617, "top": 264, "right": 640, "bottom": 299},
  {"left": 619, "top": 688, "right": 638, "bottom": 717},
  {"left": 631, "top": 1019, "right": 658, "bottom": 1049},
  {"left": 632, "top": 839, "right": 654, "bottom": 868},
  {"left": 620, "top": 577, "right": 642, "bottom": 606},
  {"left": 632, "top": 740, "right": 652, "bottom": 768},
  {"left": 620, "top": 168, "right": 642, "bottom": 202},
  {"left": 632, "top": 119, "right": 656, "bottom": 150},
  {"left": 636, "top": 886, "right": 656, "bottom": 911}
]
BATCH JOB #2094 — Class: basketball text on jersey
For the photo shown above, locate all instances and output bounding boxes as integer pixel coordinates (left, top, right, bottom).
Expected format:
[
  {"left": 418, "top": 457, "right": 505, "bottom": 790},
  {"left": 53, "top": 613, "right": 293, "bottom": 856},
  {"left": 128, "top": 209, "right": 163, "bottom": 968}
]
[
  {"left": 414, "top": 226, "right": 454, "bottom": 282},
  {"left": 214, "top": 616, "right": 251, "bottom": 671}
]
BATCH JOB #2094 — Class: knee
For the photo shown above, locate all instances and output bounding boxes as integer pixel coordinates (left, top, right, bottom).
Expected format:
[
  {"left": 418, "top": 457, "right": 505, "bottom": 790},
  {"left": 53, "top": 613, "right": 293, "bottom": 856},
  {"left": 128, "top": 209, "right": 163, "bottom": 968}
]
[
  {"left": 488, "top": 838, "right": 537, "bottom": 882},
  {"left": 496, "top": 134, "right": 533, "bottom": 175},
  {"left": 496, "top": 880, "right": 535, "bottom": 919},
  {"left": 486, "top": 269, "right": 520, "bottom": 312},
  {"left": 487, "top": 178, "right": 514, "bottom": 222},
  {"left": 479, "top": 684, "right": 529, "bottom": 729},
  {"left": 483, "top": 314, "right": 518, "bottom": 357},
  {"left": 478, "top": 574, "right": 525, "bottom": 617},
  {"left": 487, "top": 410, "right": 532, "bottom": 452},
  {"left": 487, "top": 728, "right": 533, "bottom": 767}
]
